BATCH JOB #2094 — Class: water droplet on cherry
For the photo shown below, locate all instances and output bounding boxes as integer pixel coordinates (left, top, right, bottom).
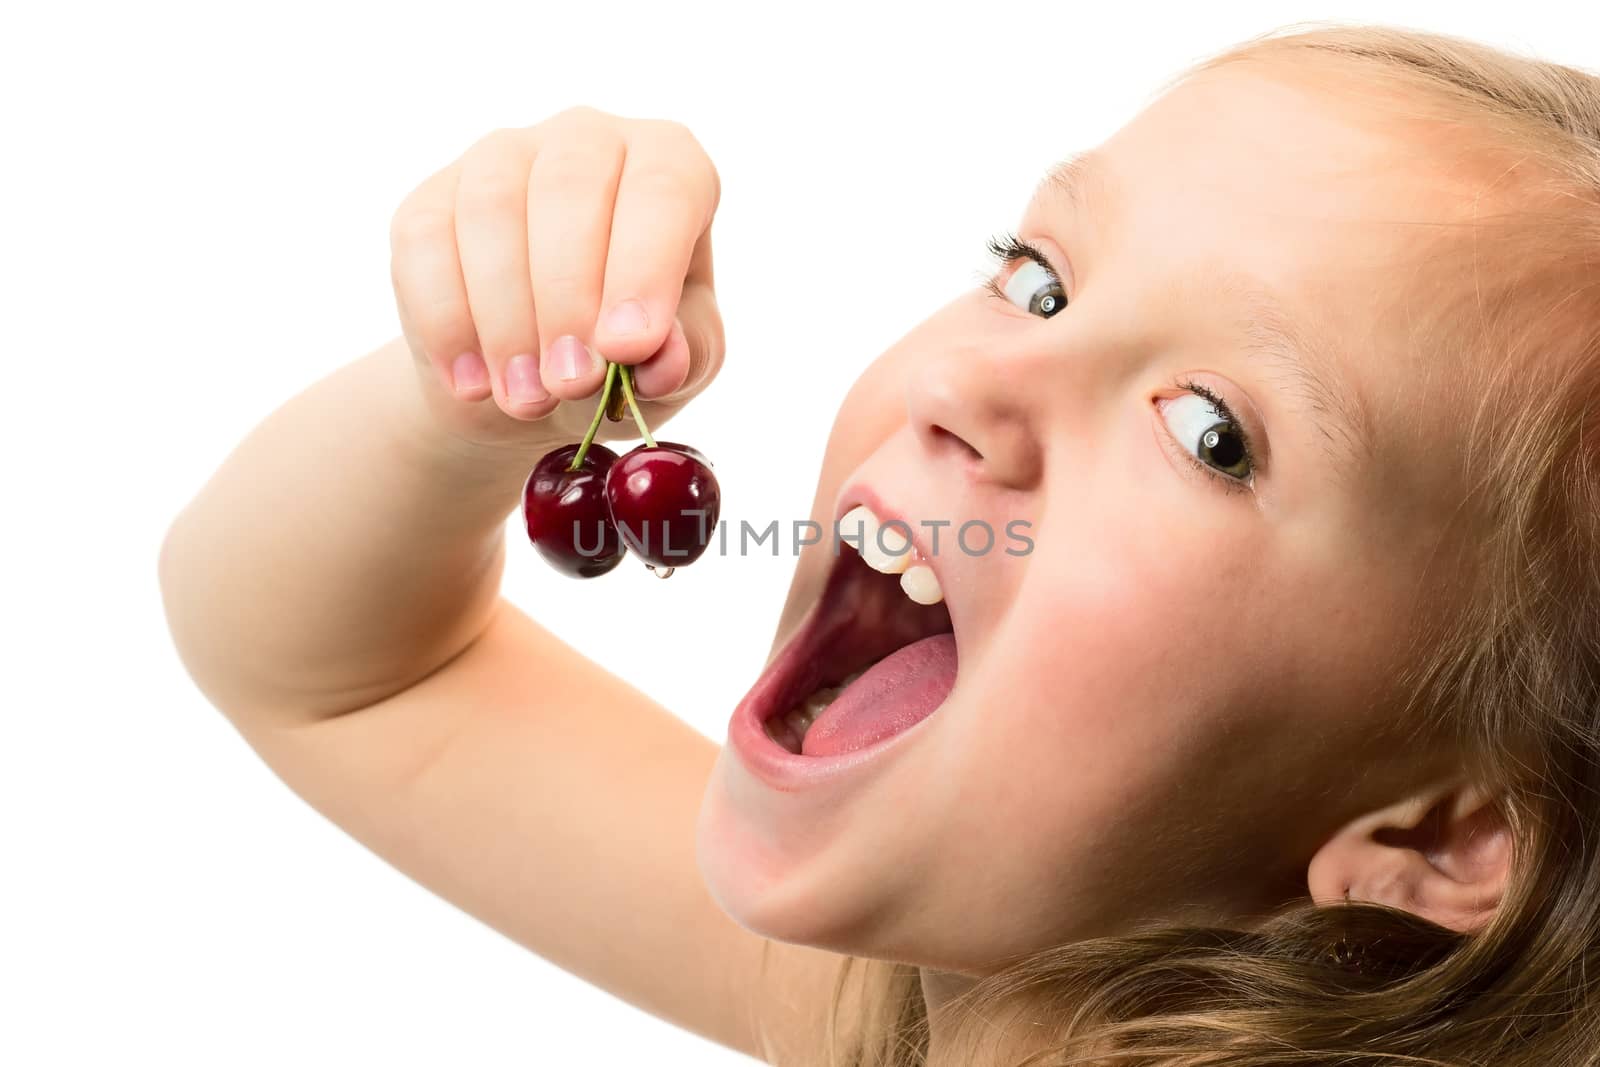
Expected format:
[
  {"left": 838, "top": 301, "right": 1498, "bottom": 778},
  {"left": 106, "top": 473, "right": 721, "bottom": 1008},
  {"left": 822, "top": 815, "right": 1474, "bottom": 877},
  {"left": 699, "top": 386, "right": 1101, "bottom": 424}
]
[{"left": 605, "top": 442, "right": 721, "bottom": 569}]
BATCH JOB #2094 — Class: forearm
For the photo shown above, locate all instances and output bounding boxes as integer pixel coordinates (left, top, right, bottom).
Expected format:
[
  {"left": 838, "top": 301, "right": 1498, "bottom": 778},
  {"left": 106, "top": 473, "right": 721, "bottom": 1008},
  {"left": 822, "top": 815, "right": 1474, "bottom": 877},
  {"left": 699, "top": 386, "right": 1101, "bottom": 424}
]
[{"left": 159, "top": 336, "right": 554, "bottom": 728}]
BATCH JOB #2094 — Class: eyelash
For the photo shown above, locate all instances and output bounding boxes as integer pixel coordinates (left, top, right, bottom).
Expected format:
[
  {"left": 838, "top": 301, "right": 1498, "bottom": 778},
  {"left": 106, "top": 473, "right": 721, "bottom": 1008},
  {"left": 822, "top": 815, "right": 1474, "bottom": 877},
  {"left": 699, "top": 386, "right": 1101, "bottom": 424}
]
[
  {"left": 982, "top": 230, "right": 1258, "bottom": 495},
  {"left": 980, "top": 231, "right": 1061, "bottom": 307},
  {"left": 1170, "top": 378, "right": 1257, "bottom": 494}
]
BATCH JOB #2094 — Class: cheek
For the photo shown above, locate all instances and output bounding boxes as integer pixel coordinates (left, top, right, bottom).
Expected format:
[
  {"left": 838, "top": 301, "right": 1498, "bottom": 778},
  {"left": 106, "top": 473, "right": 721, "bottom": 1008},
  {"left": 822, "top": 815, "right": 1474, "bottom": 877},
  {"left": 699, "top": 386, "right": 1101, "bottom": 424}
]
[
  {"left": 989, "top": 439, "right": 1270, "bottom": 736},
  {"left": 934, "top": 493, "right": 1289, "bottom": 919},
  {"left": 970, "top": 534, "right": 1216, "bottom": 809}
]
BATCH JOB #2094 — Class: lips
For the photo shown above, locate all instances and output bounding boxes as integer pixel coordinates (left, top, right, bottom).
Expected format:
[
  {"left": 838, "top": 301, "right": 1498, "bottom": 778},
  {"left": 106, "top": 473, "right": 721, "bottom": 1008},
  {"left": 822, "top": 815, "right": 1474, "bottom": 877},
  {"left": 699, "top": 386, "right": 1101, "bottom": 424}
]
[{"left": 726, "top": 490, "right": 959, "bottom": 790}]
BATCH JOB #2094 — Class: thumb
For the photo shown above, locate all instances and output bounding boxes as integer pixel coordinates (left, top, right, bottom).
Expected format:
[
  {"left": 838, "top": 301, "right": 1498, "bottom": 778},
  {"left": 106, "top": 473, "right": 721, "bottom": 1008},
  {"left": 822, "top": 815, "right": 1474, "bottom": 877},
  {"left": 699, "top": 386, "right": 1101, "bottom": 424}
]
[{"left": 632, "top": 279, "right": 724, "bottom": 403}]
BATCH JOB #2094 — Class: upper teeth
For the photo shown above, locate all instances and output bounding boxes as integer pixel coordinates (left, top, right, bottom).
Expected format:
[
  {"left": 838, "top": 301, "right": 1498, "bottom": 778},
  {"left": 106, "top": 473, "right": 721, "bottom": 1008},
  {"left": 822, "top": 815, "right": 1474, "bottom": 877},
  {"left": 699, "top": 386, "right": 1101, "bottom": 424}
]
[{"left": 841, "top": 504, "right": 944, "bottom": 605}]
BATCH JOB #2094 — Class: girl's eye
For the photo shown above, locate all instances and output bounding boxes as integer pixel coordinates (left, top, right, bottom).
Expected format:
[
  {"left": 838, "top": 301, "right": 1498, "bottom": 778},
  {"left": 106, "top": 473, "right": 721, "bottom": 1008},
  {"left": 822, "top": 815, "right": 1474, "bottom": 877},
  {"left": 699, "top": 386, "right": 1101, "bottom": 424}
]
[
  {"left": 1156, "top": 381, "right": 1256, "bottom": 491},
  {"left": 977, "top": 232, "right": 1255, "bottom": 494},
  {"left": 981, "top": 231, "right": 1068, "bottom": 318}
]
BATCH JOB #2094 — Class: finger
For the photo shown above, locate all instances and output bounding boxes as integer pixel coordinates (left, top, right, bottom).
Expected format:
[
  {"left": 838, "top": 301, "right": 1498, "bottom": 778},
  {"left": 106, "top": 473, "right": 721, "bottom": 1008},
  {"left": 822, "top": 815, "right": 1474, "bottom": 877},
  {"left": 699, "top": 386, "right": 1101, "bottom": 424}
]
[
  {"left": 454, "top": 128, "right": 556, "bottom": 421},
  {"left": 630, "top": 315, "right": 690, "bottom": 399},
  {"left": 389, "top": 160, "right": 492, "bottom": 401},
  {"left": 642, "top": 278, "right": 724, "bottom": 403},
  {"left": 591, "top": 120, "right": 721, "bottom": 369},
  {"left": 525, "top": 133, "right": 624, "bottom": 403},
  {"left": 394, "top": 297, "right": 491, "bottom": 406}
]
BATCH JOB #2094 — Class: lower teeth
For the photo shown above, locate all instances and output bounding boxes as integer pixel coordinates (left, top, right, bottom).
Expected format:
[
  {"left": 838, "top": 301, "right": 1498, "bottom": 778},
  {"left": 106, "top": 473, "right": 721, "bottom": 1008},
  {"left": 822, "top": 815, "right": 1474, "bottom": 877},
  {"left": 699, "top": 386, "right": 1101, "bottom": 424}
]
[{"left": 764, "top": 668, "right": 867, "bottom": 752}]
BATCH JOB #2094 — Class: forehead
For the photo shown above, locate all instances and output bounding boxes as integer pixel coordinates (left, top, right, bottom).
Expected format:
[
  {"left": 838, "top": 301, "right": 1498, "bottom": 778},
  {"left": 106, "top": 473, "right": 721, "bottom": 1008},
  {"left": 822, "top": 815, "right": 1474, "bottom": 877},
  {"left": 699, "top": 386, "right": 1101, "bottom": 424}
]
[{"left": 1065, "top": 63, "right": 1493, "bottom": 510}]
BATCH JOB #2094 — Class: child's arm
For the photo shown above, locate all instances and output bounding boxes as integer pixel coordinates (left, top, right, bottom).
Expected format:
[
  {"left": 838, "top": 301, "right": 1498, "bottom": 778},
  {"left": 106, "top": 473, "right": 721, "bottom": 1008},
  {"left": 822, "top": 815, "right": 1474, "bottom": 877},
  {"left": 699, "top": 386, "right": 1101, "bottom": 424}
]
[{"left": 158, "top": 109, "right": 847, "bottom": 1064}]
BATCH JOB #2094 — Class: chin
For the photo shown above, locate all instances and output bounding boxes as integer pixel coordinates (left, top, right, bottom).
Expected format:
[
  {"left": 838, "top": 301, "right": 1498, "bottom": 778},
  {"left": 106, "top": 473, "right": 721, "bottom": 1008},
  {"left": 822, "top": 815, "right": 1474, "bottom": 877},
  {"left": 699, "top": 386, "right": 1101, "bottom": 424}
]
[{"left": 694, "top": 753, "right": 898, "bottom": 953}]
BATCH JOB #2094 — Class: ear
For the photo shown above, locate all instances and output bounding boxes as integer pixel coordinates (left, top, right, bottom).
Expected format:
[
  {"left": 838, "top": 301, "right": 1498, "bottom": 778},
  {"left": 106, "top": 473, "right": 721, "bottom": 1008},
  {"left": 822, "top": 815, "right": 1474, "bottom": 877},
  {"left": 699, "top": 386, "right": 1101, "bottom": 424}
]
[{"left": 1306, "top": 780, "right": 1511, "bottom": 934}]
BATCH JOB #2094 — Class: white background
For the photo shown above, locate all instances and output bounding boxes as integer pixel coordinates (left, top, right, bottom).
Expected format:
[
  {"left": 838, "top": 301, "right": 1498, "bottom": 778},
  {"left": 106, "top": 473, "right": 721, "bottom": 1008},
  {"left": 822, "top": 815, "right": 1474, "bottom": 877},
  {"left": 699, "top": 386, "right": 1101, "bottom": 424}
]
[{"left": 4, "top": 2, "right": 1594, "bottom": 1064}]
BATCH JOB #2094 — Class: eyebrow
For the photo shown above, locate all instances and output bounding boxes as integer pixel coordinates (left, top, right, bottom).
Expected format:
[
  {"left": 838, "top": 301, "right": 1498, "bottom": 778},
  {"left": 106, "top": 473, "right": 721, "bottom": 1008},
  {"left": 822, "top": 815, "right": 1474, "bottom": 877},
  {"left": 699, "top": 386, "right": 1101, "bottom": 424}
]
[
  {"left": 1035, "top": 151, "right": 1103, "bottom": 216},
  {"left": 1028, "top": 151, "right": 1375, "bottom": 478},
  {"left": 1217, "top": 274, "right": 1374, "bottom": 477}
]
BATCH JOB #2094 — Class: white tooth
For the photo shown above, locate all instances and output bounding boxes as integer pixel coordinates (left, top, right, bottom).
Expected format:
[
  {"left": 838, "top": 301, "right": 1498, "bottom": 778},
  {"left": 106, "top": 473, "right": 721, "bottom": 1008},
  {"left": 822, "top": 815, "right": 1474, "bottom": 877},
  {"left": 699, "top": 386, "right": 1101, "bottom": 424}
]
[
  {"left": 859, "top": 517, "right": 912, "bottom": 575},
  {"left": 805, "top": 687, "right": 838, "bottom": 713},
  {"left": 840, "top": 505, "right": 880, "bottom": 562},
  {"left": 900, "top": 564, "right": 944, "bottom": 605}
]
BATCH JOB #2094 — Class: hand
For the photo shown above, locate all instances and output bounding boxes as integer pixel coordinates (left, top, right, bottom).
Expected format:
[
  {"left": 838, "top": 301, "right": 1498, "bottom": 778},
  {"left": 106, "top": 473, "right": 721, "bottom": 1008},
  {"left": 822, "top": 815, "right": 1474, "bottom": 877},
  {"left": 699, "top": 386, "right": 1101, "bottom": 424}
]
[{"left": 389, "top": 106, "right": 725, "bottom": 451}]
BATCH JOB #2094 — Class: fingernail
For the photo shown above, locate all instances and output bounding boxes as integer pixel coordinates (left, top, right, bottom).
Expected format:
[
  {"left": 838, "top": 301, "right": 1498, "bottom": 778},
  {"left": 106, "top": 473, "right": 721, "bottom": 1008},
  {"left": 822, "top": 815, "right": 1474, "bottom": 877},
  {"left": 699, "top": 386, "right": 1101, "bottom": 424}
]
[
  {"left": 451, "top": 351, "right": 488, "bottom": 394},
  {"left": 601, "top": 299, "right": 649, "bottom": 337},
  {"left": 547, "top": 335, "right": 596, "bottom": 382},
  {"left": 505, "top": 353, "right": 548, "bottom": 403}
]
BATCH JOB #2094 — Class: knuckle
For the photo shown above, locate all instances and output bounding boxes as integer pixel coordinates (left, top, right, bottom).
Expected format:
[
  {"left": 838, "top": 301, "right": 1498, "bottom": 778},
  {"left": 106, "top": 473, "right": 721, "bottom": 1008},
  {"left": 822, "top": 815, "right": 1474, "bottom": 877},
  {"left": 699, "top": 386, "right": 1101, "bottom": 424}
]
[
  {"left": 389, "top": 203, "right": 453, "bottom": 252},
  {"left": 641, "top": 116, "right": 695, "bottom": 143},
  {"left": 533, "top": 143, "right": 622, "bottom": 194},
  {"left": 553, "top": 104, "right": 600, "bottom": 122},
  {"left": 468, "top": 267, "right": 531, "bottom": 320},
  {"left": 454, "top": 175, "right": 524, "bottom": 220},
  {"left": 542, "top": 105, "right": 612, "bottom": 140},
  {"left": 465, "top": 125, "right": 524, "bottom": 160},
  {"left": 631, "top": 162, "right": 703, "bottom": 207},
  {"left": 632, "top": 122, "right": 719, "bottom": 216},
  {"left": 532, "top": 268, "right": 593, "bottom": 312},
  {"left": 404, "top": 288, "right": 469, "bottom": 340}
]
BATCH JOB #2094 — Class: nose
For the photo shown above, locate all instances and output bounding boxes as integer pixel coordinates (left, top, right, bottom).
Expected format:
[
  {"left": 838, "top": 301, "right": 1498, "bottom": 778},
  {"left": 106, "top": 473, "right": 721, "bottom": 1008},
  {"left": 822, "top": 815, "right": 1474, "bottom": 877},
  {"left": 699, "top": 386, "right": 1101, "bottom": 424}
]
[{"left": 905, "top": 334, "right": 1045, "bottom": 490}]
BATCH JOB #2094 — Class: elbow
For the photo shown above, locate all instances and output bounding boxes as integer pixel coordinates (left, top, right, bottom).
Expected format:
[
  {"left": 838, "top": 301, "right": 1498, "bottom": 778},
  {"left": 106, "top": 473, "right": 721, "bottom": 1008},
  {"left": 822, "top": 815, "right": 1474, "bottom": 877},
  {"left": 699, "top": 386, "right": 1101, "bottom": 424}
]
[
  {"left": 156, "top": 507, "right": 189, "bottom": 663},
  {"left": 158, "top": 507, "right": 235, "bottom": 723},
  {"left": 157, "top": 509, "right": 208, "bottom": 699}
]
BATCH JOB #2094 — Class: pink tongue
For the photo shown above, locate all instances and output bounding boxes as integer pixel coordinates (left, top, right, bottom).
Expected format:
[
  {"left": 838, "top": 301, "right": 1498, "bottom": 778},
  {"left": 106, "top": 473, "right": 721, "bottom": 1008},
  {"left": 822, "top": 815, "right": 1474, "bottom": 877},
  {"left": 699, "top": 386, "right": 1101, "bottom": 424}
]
[{"left": 801, "top": 634, "right": 957, "bottom": 758}]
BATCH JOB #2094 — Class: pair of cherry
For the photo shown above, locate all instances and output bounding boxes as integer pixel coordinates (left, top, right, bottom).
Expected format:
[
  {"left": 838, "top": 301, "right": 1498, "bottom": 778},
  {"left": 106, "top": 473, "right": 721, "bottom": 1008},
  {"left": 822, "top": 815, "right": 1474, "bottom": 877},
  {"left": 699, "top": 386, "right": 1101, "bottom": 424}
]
[{"left": 522, "top": 362, "right": 720, "bottom": 579}]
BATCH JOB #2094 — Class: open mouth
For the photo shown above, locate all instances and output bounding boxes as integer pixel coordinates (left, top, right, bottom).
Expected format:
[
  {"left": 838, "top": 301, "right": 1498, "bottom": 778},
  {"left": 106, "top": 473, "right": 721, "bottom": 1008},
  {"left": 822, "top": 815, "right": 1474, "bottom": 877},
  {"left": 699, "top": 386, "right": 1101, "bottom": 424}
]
[{"left": 745, "top": 501, "right": 957, "bottom": 760}]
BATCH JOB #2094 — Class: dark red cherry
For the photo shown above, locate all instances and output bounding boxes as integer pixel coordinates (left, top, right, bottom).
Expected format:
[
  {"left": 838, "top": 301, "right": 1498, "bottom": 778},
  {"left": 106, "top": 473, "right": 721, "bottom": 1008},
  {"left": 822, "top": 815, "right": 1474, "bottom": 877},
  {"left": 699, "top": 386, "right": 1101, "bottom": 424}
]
[
  {"left": 604, "top": 442, "right": 721, "bottom": 568},
  {"left": 523, "top": 443, "right": 627, "bottom": 578}
]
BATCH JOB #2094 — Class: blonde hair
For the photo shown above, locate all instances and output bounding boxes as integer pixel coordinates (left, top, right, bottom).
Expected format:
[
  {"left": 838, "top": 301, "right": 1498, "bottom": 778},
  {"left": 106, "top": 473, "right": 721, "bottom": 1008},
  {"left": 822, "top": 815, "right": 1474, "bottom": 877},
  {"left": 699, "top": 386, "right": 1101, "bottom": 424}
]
[{"left": 809, "top": 21, "right": 1600, "bottom": 1067}]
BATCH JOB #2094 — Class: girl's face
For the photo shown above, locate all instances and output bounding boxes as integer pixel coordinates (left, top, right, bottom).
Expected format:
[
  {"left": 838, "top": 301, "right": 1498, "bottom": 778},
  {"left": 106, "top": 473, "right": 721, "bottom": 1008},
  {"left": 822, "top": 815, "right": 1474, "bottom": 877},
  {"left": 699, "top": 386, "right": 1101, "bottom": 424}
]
[{"left": 697, "top": 63, "right": 1482, "bottom": 973}]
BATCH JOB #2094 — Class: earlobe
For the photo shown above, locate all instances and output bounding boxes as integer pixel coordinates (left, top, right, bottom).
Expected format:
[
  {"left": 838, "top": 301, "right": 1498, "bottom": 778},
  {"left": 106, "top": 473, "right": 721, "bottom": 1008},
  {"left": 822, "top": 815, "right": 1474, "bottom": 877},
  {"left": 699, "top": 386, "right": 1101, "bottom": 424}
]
[{"left": 1307, "top": 781, "right": 1511, "bottom": 935}]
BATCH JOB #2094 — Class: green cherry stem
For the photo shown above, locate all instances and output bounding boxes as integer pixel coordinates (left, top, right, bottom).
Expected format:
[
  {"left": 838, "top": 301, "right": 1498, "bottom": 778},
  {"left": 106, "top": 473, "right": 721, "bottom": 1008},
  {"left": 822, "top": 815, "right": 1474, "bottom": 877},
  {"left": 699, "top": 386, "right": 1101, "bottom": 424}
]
[
  {"left": 569, "top": 360, "right": 620, "bottom": 471},
  {"left": 617, "top": 363, "right": 657, "bottom": 448}
]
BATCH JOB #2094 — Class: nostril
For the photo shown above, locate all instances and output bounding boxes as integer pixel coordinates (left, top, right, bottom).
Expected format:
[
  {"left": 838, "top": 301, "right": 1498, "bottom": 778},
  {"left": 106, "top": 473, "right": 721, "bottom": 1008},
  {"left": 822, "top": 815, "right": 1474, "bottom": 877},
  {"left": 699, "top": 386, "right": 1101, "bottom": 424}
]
[{"left": 929, "top": 424, "right": 983, "bottom": 462}]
